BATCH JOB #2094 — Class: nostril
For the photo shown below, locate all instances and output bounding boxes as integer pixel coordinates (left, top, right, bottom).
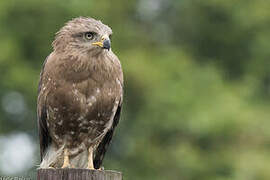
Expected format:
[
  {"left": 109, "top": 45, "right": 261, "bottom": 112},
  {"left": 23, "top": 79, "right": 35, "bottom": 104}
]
[{"left": 101, "top": 37, "right": 105, "bottom": 41}]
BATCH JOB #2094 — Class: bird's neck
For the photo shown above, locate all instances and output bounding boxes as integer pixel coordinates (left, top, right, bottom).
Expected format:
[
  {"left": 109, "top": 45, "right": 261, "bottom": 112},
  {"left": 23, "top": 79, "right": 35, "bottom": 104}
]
[{"left": 52, "top": 50, "right": 116, "bottom": 83}]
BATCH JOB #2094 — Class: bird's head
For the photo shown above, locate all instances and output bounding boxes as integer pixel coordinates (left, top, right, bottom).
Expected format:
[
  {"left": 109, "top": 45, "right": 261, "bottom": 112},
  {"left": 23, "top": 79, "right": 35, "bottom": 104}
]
[{"left": 52, "top": 17, "right": 113, "bottom": 55}]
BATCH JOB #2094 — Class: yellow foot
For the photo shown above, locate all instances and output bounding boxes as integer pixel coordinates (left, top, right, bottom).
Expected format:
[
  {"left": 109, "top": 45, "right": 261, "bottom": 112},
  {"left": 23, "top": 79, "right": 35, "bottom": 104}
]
[
  {"left": 87, "top": 147, "right": 94, "bottom": 169},
  {"left": 62, "top": 148, "right": 71, "bottom": 168}
]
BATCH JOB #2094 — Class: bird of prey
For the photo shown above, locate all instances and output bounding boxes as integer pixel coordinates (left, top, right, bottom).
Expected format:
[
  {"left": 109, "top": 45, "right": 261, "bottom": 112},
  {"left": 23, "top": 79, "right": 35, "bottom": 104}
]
[{"left": 37, "top": 17, "right": 123, "bottom": 169}]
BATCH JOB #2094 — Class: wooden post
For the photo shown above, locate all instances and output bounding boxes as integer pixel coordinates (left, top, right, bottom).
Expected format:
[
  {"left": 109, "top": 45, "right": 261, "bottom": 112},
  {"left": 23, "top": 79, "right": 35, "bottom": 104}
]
[{"left": 37, "top": 169, "right": 122, "bottom": 180}]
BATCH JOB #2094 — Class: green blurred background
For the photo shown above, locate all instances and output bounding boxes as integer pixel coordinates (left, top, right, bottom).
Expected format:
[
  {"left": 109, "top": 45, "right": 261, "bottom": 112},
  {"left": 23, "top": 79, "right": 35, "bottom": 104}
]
[{"left": 0, "top": 0, "right": 270, "bottom": 179}]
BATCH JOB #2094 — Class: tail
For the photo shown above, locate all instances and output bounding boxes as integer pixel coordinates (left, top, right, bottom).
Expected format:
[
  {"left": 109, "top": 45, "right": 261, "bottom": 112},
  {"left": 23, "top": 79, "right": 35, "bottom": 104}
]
[{"left": 39, "top": 144, "right": 65, "bottom": 168}]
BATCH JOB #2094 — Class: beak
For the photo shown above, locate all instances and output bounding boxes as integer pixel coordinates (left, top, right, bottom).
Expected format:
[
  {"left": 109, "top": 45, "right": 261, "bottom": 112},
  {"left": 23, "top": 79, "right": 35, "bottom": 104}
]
[{"left": 92, "top": 36, "right": 111, "bottom": 50}]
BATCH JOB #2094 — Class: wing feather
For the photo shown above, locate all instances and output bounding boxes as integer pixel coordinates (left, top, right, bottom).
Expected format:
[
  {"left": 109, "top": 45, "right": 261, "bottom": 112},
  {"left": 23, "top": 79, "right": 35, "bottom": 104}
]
[
  {"left": 93, "top": 103, "right": 122, "bottom": 169},
  {"left": 37, "top": 56, "right": 52, "bottom": 161}
]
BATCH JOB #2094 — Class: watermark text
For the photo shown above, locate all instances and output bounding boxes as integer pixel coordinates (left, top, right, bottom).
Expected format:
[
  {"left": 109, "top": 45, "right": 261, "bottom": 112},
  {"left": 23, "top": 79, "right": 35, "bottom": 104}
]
[{"left": 0, "top": 176, "right": 31, "bottom": 180}]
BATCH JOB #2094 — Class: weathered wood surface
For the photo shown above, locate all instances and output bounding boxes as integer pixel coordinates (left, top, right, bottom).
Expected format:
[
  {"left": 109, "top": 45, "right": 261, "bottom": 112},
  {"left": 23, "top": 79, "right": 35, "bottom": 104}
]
[{"left": 37, "top": 168, "right": 122, "bottom": 180}]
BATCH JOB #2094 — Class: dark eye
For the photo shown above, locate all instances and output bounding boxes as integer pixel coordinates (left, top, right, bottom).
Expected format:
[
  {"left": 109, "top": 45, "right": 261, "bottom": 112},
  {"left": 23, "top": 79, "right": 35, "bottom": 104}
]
[{"left": 84, "top": 32, "right": 94, "bottom": 40}]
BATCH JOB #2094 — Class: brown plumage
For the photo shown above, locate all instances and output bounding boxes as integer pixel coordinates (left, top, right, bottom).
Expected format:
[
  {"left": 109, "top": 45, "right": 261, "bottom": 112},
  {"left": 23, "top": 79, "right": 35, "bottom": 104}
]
[{"left": 37, "top": 17, "right": 123, "bottom": 169}]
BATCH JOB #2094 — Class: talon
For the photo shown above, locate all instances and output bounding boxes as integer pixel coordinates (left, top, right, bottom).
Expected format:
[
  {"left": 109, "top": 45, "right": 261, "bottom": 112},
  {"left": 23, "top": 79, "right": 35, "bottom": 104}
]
[{"left": 98, "top": 166, "right": 104, "bottom": 170}]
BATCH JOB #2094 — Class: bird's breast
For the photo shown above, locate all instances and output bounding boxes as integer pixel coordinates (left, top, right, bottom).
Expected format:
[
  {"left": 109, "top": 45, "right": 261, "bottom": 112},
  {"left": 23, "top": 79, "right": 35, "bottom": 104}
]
[{"left": 45, "top": 52, "right": 122, "bottom": 148}]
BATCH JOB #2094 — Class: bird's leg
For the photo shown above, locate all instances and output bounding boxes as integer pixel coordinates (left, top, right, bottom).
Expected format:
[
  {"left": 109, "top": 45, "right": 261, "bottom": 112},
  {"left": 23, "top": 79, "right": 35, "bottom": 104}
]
[
  {"left": 62, "top": 148, "right": 71, "bottom": 168},
  {"left": 87, "top": 147, "right": 94, "bottom": 169}
]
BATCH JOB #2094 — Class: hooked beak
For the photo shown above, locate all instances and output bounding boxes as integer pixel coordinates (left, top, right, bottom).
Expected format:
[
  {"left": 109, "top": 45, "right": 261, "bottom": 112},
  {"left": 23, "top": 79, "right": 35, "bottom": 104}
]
[{"left": 92, "top": 36, "right": 111, "bottom": 50}]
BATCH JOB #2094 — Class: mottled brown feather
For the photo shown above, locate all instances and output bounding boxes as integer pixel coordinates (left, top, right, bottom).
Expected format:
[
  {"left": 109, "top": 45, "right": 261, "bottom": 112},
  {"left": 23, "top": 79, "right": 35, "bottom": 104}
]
[
  {"left": 37, "top": 17, "right": 123, "bottom": 169},
  {"left": 37, "top": 56, "right": 52, "bottom": 160}
]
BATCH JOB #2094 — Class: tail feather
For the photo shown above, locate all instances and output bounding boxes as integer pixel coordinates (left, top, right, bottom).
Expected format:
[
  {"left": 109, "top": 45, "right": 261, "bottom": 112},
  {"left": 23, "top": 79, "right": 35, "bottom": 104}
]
[{"left": 39, "top": 144, "right": 64, "bottom": 168}]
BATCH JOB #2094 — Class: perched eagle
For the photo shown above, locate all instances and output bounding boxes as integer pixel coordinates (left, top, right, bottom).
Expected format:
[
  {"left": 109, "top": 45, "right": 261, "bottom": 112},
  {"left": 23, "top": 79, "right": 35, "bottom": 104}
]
[{"left": 37, "top": 17, "right": 123, "bottom": 169}]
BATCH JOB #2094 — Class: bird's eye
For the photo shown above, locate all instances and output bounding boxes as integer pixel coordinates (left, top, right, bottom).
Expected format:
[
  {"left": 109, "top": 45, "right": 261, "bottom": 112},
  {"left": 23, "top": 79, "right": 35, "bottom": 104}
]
[{"left": 84, "top": 32, "right": 94, "bottom": 40}]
